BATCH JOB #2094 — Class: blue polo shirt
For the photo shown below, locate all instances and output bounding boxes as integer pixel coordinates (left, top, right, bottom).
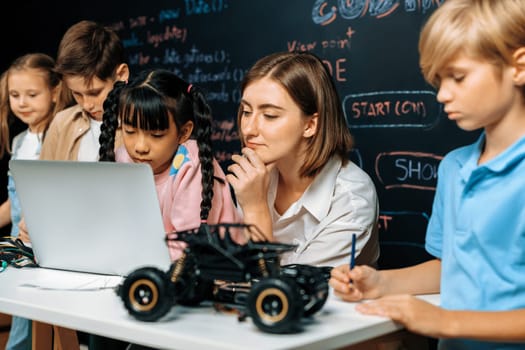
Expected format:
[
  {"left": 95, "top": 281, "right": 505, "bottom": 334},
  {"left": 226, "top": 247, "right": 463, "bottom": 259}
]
[{"left": 426, "top": 133, "right": 525, "bottom": 350}]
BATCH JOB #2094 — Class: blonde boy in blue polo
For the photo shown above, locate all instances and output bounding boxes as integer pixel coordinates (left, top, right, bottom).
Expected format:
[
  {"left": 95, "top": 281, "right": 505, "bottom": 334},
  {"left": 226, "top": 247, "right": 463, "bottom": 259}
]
[{"left": 329, "top": 1, "right": 525, "bottom": 349}]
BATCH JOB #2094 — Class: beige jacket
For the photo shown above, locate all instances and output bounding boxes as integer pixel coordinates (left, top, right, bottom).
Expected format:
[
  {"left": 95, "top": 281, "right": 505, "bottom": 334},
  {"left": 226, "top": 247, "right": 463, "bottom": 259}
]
[{"left": 40, "top": 105, "right": 121, "bottom": 160}]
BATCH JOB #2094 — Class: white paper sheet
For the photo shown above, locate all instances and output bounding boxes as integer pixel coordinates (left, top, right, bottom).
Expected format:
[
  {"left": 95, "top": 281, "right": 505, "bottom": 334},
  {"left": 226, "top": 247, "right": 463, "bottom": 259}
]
[{"left": 14, "top": 267, "right": 123, "bottom": 291}]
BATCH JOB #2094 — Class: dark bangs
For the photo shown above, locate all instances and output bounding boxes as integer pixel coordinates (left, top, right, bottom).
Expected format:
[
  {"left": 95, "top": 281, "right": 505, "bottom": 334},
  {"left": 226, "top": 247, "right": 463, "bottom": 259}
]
[{"left": 120, "top": 86, "right": 171, "bottom": 131}]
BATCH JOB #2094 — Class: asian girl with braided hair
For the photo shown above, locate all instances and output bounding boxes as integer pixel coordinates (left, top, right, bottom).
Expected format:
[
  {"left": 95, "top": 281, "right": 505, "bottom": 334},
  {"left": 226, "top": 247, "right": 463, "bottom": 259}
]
[{"left": 99, "top": 69, "right": 241, "bottom": 260}]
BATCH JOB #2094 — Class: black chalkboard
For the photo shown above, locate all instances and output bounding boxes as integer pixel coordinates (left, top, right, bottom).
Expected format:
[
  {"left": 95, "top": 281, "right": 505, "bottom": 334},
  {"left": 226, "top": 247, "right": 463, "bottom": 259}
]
[{"left": 0, "top": 0, "right": 481, "bottom": 268}]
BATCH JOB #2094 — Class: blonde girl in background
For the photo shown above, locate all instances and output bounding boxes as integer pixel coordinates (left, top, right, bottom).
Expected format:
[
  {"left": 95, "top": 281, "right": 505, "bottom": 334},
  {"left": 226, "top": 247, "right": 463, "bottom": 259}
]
[
  {"left": 0, "top": 53, "right": 72, "bottom": 239},
  {"left": 0, "top": 52, "right": 73, "bottom": 350}
]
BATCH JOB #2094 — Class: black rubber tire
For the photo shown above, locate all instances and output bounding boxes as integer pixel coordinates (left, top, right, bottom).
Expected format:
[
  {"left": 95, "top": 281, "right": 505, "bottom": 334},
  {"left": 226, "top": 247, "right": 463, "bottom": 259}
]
[
  {"left": 246, "top": 277, "right": 303, "bottom": 334},
  {"left": 120, "top": 267, "right": 173, "bottom": 321}
]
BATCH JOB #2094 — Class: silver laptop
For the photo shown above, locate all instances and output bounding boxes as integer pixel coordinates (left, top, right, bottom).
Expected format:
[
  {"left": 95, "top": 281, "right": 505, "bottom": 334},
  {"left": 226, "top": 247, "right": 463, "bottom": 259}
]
[{"left": 9, "top": 159, "right": 172, "bottom": 276}]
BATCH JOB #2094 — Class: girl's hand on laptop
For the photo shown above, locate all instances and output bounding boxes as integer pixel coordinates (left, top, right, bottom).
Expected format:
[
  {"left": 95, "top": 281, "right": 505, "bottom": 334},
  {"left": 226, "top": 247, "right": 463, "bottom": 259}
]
[{"left": 18, "top": 218, "right": 31, "bottom": 244}]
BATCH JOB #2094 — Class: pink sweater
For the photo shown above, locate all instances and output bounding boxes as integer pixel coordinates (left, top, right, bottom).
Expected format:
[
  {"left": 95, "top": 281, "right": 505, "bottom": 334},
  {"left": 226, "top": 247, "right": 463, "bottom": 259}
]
[{"left": 116, "top": 140, "right": 242, "bottom": 260}]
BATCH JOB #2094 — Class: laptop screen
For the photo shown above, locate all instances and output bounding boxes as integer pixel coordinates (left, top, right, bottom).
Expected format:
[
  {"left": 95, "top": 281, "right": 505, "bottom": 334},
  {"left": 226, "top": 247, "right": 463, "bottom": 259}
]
[{"left": 9, "top": 159, "right": 172, "bottom": 276}]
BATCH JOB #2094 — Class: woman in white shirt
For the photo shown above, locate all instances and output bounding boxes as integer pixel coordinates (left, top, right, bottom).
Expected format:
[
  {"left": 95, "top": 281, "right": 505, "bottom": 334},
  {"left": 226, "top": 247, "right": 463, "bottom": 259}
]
[{"left": 227, "top": 51, "right": 379, "bottom": 267}]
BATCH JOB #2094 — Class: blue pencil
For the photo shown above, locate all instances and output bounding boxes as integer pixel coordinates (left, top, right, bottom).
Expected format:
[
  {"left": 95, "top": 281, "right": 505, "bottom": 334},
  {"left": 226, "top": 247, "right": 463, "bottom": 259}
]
[{"left": 350, "top": 233, "right": 356, "bottom": 270}]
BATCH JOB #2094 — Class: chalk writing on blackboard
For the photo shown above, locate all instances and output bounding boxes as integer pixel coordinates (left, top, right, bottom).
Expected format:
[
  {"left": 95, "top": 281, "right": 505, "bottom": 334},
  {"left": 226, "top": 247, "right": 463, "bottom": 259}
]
[
  {"left": 375, "top": 151, "right": 442, "bottom": 190},
  {"left": 312, "top": 0, "right": 444, "bottom": 25},
  {"left": 343, "top": 90, "right": 442, "bottom": 129},
  {"left": 378, "top": 210, "right": 431, "bottom": 268},
  {"left": 212, "top": 118, "right": 238, "bottom": 142},
  {"left": 378, "top": 210, "right": 430, "bottom": 238}
]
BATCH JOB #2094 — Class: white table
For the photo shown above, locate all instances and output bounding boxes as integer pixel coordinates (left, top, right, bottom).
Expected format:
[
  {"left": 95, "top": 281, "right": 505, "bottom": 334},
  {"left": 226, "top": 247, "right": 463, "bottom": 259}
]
[{"left": 0, "top": 267, "right": 440, "bottom": 350}]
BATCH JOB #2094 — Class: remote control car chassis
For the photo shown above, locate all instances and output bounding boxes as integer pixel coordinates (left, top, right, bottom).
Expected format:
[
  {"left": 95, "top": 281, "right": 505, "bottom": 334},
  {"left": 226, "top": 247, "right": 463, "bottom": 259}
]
[{"left": 116, "top": 223, "right": 331, "bottom": 333}]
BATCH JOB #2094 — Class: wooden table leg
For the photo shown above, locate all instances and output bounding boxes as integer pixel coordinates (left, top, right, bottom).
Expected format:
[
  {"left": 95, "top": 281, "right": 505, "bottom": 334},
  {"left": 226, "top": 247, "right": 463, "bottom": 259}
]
[
  {"left": 32, "top": 321, "right": 79, "bottom": 350},
  {"left": 52, "top": 326, "right": 79, "bottom": 350},
  {"left": 32, "top": 321, "right": 52, "bottom": 350}
]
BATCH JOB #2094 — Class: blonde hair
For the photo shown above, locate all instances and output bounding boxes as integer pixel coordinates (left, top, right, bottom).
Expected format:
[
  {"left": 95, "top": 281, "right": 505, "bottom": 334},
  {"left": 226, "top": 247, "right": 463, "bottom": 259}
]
[
  {"left": 419, "top": 0, "right": 525, "bottom": 92},
  {"left": 0, "top": 53, "right": 74, "bottom": 157}
]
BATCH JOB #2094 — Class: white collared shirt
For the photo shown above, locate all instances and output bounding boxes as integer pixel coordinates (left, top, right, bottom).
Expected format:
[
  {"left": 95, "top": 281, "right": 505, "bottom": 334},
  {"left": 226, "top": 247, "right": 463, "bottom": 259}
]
[
  {"left": 269, "top": 156, "right": 379, "bottom": 267},
  {"left": 77, "top": 118, "right": 102, "bottom": 161}
]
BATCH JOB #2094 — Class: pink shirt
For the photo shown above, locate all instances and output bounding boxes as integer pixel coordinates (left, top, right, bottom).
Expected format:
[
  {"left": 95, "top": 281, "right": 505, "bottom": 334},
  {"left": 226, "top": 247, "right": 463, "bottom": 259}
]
[{"left": 116, "top": 139, "right": 241, "bottom": 260}]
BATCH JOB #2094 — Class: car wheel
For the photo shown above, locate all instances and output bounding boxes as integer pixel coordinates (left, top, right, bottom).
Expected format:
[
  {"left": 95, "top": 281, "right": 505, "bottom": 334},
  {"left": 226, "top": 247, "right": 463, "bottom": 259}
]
[
  {"left": 121, "top": 267, "right": 173, "bottom": 321},
  {"left": 247, "top": 277, "right": 303, "bottom": 333}
]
